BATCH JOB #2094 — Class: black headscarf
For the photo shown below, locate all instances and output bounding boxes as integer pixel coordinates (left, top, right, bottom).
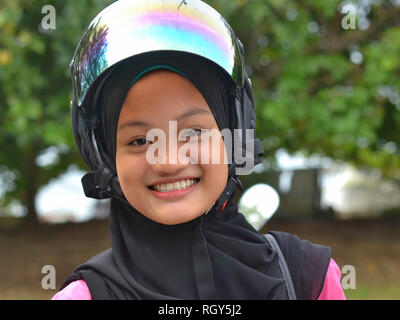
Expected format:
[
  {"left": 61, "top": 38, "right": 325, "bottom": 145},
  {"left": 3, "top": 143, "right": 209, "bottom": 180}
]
[{"left": 60, "top": 52, "right": 330, "bottom": 300}]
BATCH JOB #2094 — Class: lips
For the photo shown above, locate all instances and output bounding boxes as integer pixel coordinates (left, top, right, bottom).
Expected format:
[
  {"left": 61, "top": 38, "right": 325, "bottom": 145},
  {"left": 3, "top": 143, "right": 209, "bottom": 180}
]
[
  {"left": 149, "top": 178, "right": 199, "bottom": 192},
  {"left": 148, "top": 178, "right": 200, "bottom": 192},
  {"left": 148, "top": 178, "right": 200, "bottom": 200}
]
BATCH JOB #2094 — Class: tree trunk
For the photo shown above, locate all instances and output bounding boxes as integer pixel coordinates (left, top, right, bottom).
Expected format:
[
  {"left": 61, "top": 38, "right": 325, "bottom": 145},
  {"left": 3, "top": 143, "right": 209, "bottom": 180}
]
[
  {"left": 23, "top": 145, "right": 40, "bottom": 228},
  {"left": 25, "top": 182, "right": 39, "bottom": 227}
]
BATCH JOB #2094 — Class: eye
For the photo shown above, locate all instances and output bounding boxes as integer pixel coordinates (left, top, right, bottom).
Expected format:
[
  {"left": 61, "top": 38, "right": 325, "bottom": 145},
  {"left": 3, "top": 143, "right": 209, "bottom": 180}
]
[
  {"left": 179, "top": 128, "right": 202, "bottom": 141},
  {"left": 128, "top": 137, "right": 151, "bottom": 146}
]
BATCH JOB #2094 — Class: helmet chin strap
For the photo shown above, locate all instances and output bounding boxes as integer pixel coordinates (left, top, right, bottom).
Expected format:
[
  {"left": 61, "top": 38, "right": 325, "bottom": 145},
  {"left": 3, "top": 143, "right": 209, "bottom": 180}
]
[{"left": 212, "top": 164, "right": 244, "bottom": 213}]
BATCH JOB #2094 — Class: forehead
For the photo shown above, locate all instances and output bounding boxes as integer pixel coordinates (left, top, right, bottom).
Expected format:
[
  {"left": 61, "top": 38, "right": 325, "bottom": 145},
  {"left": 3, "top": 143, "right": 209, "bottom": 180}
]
[{"left": 119, "top": 70, "right": 211, "bottom": 118}]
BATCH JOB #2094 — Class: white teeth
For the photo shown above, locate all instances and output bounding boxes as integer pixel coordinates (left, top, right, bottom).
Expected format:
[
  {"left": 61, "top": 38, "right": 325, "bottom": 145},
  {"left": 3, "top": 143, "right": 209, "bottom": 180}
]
[
  {"left": 173, "top": 182, "right": 180, "bottom": 190},
  {"left": 152, "top": 179, "right": 198, "bottom": 192}
]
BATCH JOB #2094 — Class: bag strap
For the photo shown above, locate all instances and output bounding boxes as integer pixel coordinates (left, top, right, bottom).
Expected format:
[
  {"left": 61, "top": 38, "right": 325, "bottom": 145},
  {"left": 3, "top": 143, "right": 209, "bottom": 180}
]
[{"left": 264, "top": 233, "right": 297, "bottom": 300}]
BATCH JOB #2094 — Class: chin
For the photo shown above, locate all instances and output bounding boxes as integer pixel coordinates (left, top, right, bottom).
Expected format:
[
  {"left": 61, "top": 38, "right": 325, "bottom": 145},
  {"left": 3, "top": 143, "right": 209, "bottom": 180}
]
[{"left": 152, "top": 208, "right": 201, "bottom": 226}]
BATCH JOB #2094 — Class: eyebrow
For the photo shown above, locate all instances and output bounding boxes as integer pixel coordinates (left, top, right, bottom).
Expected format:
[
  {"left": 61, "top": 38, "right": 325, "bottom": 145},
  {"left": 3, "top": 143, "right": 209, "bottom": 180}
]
[{"left": 118, "top": 108, "right": 212, "bottom": 131}]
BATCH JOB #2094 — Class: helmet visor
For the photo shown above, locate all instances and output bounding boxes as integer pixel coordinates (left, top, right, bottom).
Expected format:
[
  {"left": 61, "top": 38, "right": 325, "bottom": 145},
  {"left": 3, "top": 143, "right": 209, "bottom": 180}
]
[{"left": 70, "top": 0, "right": 245, "bottom": 106}]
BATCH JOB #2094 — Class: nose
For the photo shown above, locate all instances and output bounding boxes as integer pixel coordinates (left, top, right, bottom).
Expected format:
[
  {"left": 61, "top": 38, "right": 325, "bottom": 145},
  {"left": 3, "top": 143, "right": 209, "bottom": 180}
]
[{"left": 150, "top": 140, "right": 190, "bottom": 175}]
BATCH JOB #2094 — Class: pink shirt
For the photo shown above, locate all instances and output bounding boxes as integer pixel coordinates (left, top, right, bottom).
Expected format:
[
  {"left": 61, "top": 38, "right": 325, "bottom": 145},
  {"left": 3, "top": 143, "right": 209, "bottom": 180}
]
[
  {"left": 317, "top": 258, "right": 346, "bottom": 300},
  {"left": 51, "top": 258, "right": 345, "bottom": 300}
]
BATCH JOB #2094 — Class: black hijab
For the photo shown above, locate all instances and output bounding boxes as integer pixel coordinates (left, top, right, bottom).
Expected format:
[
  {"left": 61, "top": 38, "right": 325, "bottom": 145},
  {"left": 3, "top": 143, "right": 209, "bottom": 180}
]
[{"left": 60, "top": 52, "right": 329, "bottom": 300}]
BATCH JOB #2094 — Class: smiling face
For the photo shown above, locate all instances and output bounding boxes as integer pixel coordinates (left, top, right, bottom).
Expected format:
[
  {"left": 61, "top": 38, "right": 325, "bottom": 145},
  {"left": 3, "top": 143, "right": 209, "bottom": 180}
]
[{"left": 116, "top": 70, "right": 228, "bottom": 225}]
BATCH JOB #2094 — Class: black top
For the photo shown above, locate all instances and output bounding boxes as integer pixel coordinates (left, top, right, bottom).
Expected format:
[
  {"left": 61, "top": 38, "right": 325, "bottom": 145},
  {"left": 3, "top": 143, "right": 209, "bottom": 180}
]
[{"left": 59, "top": 199, "right": 331, "bottom": 300}]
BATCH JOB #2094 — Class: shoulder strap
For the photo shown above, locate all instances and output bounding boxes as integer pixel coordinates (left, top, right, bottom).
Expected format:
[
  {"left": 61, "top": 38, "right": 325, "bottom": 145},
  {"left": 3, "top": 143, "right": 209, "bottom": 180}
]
[
  {"left": 267, "top": 231, "right": 331, "bottom": 299},
  {"left": 264, "top": 233, "right": 297, "bottom": 300}
]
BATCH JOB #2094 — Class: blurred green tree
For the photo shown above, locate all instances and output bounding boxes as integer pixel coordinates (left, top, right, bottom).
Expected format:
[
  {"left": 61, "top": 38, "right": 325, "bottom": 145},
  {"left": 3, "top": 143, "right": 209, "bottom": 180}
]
[
  {"left": 0, "top": 0, "right": 400, "bottom": 225},
  {"left": 210, "top": 0, "right": 400, "bottom": 178},
  {"left": 0, "top": 0, "right": 113, "bottom": 225}
]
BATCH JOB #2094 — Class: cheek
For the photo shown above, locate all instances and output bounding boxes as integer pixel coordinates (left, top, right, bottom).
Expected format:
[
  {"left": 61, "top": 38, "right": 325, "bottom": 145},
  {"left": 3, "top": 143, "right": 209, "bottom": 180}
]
[
  {"left": 194, "top": 132, "right": 229, "bottom": 165},
  {"left": 116, "top": 152, "right": 147, "bottom": 196},
  {"left": 200, "top": 162, "right": 228, "bottom": 205},
  {"left": 201, "top": 140, "right": 228, "bottom": 196},
  {"left": 198, "top": 135, "right": 228, "bottom": 197}
]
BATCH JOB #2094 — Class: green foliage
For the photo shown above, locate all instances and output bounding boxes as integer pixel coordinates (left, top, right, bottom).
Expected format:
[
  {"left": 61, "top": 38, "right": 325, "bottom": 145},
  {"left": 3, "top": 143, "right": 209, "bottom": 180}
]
[
  {"left": 0, "top": 0, "right": 113, "bottom": 218},
  {"left": 208, "top": 0, "right": 400, "bottom": 178}
]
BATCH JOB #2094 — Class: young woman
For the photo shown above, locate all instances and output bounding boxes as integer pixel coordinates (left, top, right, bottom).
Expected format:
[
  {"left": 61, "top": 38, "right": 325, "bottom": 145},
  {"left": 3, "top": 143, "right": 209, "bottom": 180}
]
[{"left": 52, "top": 0, "right": 345, "bottom": 300}]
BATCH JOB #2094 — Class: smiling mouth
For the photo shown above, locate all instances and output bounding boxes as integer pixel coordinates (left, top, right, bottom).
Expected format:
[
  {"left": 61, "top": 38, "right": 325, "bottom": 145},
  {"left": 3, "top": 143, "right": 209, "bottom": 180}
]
[{"left": 148, "top": 178, "right": 200, "bottom": 192}]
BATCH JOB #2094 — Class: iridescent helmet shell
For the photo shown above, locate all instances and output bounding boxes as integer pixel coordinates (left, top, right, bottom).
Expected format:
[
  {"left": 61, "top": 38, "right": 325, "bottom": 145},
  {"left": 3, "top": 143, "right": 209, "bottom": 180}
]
[{"left": 70, "top": 0, "right": 246, "bottom": 108}]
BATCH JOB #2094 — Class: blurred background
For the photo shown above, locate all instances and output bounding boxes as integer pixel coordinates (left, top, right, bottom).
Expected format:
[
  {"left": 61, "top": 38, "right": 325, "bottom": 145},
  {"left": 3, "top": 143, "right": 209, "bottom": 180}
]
[{"left": 0, "top": 0, "right": 399, "bottom": 299}]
